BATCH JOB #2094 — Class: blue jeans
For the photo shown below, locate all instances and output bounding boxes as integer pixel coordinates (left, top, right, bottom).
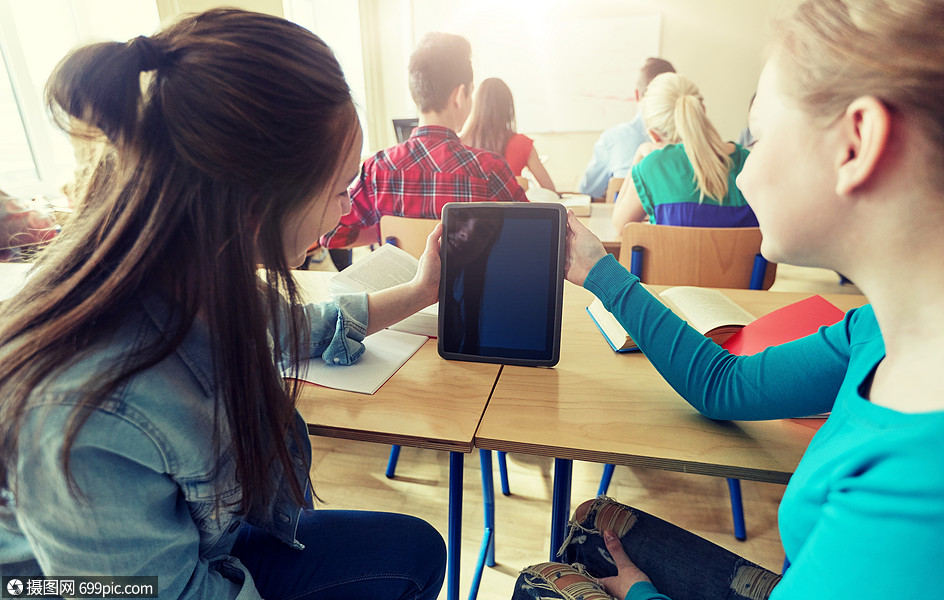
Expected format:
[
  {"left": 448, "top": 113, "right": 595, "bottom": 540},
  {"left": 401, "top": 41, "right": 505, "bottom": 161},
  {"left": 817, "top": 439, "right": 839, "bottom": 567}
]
[
  {"left": 514, "top": 497, "right": 780, "bottom": 600},
  {"left": 233, "top": 509, "right": 446, "bottom": 600}
]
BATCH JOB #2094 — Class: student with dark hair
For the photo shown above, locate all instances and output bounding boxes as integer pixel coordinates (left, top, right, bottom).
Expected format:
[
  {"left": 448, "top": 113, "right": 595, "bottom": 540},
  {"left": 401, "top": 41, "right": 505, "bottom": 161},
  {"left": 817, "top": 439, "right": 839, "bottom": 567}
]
[
  {"left": 579, "top": 57, "right": 675, "bottom": 200},
  {"left": 320, "top": 32, "right": 527, "bottom": 250},
  {"left": 0, "top": 9, "right": 446, "bottom": 599},
  {"left": 461, "top": 77, "right": 556, "bottom": 191}
]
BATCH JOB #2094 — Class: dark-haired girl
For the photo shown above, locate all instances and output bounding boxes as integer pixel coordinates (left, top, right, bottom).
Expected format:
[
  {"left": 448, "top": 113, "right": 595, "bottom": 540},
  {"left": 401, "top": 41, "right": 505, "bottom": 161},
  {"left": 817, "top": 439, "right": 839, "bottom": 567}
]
[{"left": 0, "top": 9, "right": 445, "bottom": 599}]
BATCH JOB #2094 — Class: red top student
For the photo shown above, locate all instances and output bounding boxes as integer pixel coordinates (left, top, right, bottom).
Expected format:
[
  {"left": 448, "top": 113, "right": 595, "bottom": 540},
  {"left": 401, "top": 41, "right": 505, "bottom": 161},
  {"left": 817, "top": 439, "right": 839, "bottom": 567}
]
[{"left": 321, "top": 34, "right": 527, "bottom": 249}]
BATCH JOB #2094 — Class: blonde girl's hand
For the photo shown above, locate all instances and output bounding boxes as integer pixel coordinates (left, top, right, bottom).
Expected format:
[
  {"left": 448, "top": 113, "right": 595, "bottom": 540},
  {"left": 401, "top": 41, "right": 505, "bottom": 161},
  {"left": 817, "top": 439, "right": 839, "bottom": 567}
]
[{"left": 564, "top": 210, "right": 607, "bottom": 287}]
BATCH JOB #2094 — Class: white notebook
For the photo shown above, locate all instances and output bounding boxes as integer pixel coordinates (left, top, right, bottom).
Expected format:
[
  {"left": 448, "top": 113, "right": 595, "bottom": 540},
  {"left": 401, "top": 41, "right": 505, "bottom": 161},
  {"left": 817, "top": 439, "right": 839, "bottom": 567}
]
[{"left": 287, "top": 328, "right": 426, "bottom": 394}]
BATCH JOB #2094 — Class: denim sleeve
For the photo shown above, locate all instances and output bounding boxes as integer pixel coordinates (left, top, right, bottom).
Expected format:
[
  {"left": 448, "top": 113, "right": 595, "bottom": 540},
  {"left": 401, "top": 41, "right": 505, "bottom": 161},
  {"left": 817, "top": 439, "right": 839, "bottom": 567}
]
[
  {"left": 626, "top": 581, "right": 671, "bottom": 600},
  {"left": 14, "top": 404, "right": 263, "bottom": 600},
  {"left": 583, "top": 254, "right": 852, "bottom": 420},
  {"left": 303, "top": 292, "right": 368, "bottom": 365},
  {"left": 274, "top": 292, "right": 368, "bottom": 368}
]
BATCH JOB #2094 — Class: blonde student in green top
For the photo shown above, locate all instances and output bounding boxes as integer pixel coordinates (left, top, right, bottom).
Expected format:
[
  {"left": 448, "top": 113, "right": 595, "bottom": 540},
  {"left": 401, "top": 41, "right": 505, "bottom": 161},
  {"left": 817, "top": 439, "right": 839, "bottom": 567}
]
[
  {"left": 514, "top": 0, "right": 944, "bottom": 599},
  {"left": 612, "top": 73, "right": 757, "bottom": 232}
]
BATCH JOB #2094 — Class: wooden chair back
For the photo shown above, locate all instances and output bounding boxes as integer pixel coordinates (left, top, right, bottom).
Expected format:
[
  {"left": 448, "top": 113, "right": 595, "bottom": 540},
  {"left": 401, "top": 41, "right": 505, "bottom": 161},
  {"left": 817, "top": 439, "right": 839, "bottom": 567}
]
[
  {"left": 618, "top": 223, "right": 777, "bottom": 290},
  {"left": 604, "top": 177, "right": 625, "bottom": 203},
  {"left": 379, "top": 215, "right": 440, "bottom": 259},
  {"left": 515, "top": 176, "right": 530, "bottom": 192}
]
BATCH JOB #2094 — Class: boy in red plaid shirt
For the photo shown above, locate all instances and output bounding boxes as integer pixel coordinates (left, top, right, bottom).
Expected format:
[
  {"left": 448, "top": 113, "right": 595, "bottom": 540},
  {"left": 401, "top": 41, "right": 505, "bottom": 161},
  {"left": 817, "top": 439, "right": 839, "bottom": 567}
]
[{"left": 320, "top": 32, "right": 527, "bottom": 252}]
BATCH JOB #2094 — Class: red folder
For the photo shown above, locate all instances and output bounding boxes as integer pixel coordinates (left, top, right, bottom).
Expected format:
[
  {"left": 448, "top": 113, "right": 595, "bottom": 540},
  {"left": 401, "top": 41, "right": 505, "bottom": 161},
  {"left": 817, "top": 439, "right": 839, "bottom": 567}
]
[{"left": 721, "top": 295, "right": 845, "bottom": 356}]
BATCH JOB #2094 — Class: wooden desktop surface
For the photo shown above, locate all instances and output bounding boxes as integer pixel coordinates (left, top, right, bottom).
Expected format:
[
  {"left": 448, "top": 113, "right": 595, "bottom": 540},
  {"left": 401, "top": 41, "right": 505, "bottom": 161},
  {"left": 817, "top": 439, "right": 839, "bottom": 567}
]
[
  {"left": 577, "top": 203, "right": 620, "bottom": 257},
  {"left": 475, "top": 283, "right": 868, "bottom": 484},
  {"left": 290, "top": 270, "right": 500, "bottom": 453}
]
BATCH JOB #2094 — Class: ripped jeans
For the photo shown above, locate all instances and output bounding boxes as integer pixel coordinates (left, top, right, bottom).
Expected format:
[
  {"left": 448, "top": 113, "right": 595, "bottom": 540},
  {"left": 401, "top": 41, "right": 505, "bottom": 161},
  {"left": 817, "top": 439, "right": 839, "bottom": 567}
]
[{"left": 513, "top": 497, "right": 780, "bottom": 600}]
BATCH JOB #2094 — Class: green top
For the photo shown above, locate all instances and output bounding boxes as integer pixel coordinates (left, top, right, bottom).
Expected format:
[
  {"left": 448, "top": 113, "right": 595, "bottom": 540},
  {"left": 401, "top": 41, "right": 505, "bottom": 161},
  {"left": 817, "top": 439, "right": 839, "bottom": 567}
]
[{"left": 631, "top": 143, "right": 757, "bottom": 227}]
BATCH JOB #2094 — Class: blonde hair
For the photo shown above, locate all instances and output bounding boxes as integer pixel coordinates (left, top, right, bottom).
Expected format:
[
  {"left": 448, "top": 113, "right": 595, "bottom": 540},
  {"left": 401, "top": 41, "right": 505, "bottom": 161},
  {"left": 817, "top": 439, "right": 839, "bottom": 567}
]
[
  {"left": 640, "top": 73, "right": 732, "bottom": 202},
  {"left": 777, "top": 0, "right": 944, "bottom": 164}
]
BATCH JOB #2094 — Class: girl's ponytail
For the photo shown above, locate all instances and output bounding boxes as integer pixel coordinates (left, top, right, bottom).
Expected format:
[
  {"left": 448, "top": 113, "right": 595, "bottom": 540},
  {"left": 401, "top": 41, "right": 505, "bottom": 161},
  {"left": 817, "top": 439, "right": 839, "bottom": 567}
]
[
  {"left": 673, "top": 93, "right": 731, "bottom": 202},
  {"left": 640, "top": 73, "right": 733, "bottom": 203},
  {"left": 45, "top": 35, "right": 166, "bottom": 148}
]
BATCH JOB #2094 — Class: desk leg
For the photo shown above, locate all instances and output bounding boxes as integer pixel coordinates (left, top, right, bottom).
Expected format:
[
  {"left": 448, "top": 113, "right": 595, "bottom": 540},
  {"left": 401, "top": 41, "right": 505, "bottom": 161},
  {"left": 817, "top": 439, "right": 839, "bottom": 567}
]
[
  {"left": 468, "top": 449, "right": 496, "bottom": 600},
  {"left": 550, "top": 458, "right": 573, "bottom": 561},
  {"left": 448, "top": 452, "right": 463, "bottom": 600},
  {"left": 479, "top": 449, "right": 497, "bottom": 566}
]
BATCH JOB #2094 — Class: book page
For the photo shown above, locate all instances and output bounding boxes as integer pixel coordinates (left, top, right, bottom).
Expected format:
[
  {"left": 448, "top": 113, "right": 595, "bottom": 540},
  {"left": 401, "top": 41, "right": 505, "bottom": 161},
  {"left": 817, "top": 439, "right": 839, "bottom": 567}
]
[
  {"left": 587, "top": 297, "right": 636, "bottom": 351},
  {"left": 389, "top": 303, "right": 439, "bottom": 337},
  {"left": 328, "top": 243, "right": 418, "bottom": 295},
  {"left": 658, "top": 286, "right": 755, "bottom": 336},
  {"left": 286, "top": 328, "right": 426, "bottom": 394}
]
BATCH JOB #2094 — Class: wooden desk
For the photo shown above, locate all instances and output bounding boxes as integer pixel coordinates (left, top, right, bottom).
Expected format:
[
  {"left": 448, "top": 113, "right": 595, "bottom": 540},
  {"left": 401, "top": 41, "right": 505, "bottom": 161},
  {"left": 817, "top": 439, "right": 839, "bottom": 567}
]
[
  {"left": 577, "top": 203, "right": 620, "bottom": 258},
  {"left": 475, "top": 282, "right": 867, "bottom": 556},
  {"left": 291, "top": 270, "right": 499, "bottom": 600}
]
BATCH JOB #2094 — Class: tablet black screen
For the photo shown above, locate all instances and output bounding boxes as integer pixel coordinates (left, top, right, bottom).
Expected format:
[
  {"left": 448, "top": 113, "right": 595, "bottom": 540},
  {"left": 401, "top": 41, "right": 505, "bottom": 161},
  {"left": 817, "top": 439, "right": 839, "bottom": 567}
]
[{"left": 438, "top": 203, "right": 564, "bottom": 366}]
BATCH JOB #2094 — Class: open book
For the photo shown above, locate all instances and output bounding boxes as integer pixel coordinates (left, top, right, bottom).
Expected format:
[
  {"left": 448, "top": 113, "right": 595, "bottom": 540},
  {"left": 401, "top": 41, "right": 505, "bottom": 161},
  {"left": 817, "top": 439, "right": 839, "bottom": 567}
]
[
  {"left": 588, "top": 286, "right": 755, "bottom": 352},
  {"left": 588, "top": 287, "right": 845, "bottom": 356},
  {"left": 328, "top": 243, "right": 438, "bottom": 337}
]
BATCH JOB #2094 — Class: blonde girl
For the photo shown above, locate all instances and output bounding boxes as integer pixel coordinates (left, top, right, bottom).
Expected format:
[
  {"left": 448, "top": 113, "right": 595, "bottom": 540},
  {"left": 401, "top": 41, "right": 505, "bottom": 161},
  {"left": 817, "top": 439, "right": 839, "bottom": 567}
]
[{"left": 612, "top": 73, "right": 757, "bottom": 231}]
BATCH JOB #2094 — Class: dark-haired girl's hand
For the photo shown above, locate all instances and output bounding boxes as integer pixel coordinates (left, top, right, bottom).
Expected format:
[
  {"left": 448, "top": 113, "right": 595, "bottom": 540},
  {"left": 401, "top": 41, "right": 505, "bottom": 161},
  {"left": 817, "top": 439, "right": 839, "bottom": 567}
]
[
  {"left": 412, "top": 223, "right": 442, "bottom": 307},
  {"left": 365, "top": 223, "right": 441, "bottom": 335}
]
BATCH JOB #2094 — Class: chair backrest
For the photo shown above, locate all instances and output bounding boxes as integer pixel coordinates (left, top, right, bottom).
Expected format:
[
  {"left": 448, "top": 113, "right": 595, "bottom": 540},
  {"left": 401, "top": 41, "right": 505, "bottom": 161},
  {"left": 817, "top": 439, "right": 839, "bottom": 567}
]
[
  {"left": 379, "top": 215, "right": 440, "bottom": 259},
  {"left": 618, "top": 223, "right": 777, "bottom": 290},
  {"left": 515, "top": 176, "right": 530, "bottom": 192},
  {"left": 605, "top": 177, "right": 624, "bottom": 203}
]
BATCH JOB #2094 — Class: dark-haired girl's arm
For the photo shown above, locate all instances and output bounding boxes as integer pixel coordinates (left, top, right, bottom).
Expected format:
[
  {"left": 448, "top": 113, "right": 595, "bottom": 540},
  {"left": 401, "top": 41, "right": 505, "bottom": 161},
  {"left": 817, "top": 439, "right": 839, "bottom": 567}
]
[{"left": 364, "top": 223, "right": 441, "bottom": 336}]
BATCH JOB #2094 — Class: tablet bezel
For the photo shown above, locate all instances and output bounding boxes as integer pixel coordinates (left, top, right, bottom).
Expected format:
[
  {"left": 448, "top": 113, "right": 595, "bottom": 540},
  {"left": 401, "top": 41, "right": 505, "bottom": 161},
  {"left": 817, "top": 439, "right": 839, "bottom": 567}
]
[{"left": 437, "top": 202, "right": 566, "bottom": 368}]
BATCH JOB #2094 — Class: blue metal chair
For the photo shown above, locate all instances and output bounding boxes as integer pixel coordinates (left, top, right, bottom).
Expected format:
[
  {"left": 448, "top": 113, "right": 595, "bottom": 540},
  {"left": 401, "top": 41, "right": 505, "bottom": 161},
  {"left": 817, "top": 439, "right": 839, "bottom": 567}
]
[{"left": 598, "top": 224, "right": 776, "bottom": 541}]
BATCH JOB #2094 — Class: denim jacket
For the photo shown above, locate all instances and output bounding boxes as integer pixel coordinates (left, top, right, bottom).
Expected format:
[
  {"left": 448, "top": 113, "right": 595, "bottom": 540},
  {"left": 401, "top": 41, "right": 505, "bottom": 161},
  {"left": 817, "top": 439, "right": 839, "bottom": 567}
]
[{"left": 0, "top": 290, "right": 369, "bottom": 598}]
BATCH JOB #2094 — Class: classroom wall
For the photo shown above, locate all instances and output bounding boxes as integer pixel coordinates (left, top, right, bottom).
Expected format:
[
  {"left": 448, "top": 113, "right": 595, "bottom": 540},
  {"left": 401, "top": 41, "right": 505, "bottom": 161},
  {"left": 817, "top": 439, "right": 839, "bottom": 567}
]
[
  {"left": 148, "top": 0, "right": 802, "bottom": 191},
  {"left": 154, "top": 0, "right": 282, "bottom": 23},
  {"left": 365, "top": 0, "right": 802, "bottom": 190}
]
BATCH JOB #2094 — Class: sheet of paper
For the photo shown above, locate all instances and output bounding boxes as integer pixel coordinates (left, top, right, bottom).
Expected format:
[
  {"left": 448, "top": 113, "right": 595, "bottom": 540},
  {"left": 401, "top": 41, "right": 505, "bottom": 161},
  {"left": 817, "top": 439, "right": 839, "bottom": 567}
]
[{"left": 286, "top": 328, "right": 426, "bottom": 394}]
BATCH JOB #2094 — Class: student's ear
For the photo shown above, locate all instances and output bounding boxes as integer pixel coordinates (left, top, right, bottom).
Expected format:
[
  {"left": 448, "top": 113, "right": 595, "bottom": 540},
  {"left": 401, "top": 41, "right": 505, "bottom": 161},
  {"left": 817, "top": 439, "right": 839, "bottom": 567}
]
[
  {"left": 835, "top": 96, "right": 891, "bottom": 196},
  {"left": 456, "top": 83, "right": 472, "bottom": 107},
  {"left": 647, "top": 129, "right": 663, "bottom": 143}
]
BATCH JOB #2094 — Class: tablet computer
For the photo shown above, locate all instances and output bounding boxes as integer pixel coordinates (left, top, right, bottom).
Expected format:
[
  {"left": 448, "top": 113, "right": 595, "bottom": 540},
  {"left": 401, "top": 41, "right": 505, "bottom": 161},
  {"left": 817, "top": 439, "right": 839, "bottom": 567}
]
[{"left": 438, "top": 202, "right": 566, "bottom": 367}]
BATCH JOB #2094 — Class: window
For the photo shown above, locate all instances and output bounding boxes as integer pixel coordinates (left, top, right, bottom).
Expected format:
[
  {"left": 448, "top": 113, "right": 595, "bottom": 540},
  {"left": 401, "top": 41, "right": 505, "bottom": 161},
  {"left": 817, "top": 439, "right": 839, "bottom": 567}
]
[
  {"left": 0, "top": 0, "right": 159, "bottom": 199},
  {"left": 283, "top": 0, "right": 372, "bottom": 155}
]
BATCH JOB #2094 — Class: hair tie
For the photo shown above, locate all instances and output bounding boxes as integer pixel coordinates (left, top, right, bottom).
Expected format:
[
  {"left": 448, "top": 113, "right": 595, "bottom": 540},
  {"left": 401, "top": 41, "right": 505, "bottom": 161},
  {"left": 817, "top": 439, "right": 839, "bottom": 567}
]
[{"left": 129, "top": 35, "right": 166, "bottom": 73}]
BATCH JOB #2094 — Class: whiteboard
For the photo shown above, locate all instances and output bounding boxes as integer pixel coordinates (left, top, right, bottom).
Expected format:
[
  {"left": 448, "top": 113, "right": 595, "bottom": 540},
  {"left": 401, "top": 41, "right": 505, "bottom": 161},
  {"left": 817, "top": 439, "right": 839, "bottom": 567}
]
[{"left": 424, "top": 13, "right": 662, "bottom": 133}]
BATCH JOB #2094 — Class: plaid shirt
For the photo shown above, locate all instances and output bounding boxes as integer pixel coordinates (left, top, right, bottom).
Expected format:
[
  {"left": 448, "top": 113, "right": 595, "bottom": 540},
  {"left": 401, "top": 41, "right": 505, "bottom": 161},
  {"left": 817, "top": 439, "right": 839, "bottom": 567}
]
[{"left": 321, "top": 126, "right": 528, "bottom": 248}]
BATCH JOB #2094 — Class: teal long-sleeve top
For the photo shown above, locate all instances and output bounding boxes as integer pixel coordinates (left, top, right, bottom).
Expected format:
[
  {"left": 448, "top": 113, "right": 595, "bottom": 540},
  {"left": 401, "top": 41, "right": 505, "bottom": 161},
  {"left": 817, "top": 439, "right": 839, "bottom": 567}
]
[{"left": 585, "top": 254, "right": 944, "bottom": 600}]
